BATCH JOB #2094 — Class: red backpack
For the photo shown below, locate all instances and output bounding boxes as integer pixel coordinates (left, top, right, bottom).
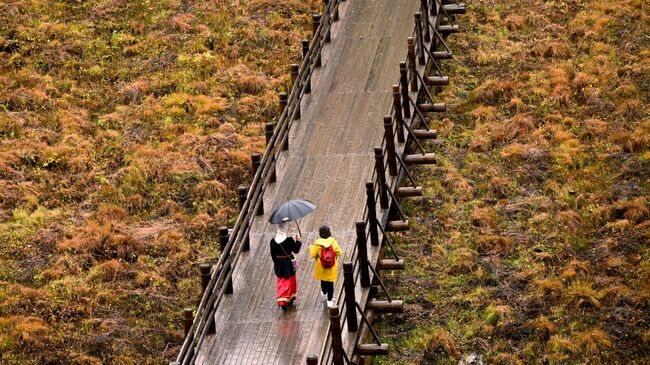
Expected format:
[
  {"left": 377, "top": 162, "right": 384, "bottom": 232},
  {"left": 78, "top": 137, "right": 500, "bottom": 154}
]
[{"left": 320, "top": 245, "right": 336, "bottom": 268}]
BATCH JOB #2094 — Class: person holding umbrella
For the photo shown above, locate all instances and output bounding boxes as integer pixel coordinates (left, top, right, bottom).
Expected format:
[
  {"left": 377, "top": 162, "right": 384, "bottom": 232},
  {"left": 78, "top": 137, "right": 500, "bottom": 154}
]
[
  {"left": 270, "top": 217, "right": 301, "bottom": 311},
  {"left": 309, "top": 225, "right": 342, "bottom": 307}
]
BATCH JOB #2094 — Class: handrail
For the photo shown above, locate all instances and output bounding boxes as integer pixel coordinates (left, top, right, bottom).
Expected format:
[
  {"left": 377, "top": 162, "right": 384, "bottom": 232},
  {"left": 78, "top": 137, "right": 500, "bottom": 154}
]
[{"left": 175, "top": 1, "right": 343, "bottom": 363}]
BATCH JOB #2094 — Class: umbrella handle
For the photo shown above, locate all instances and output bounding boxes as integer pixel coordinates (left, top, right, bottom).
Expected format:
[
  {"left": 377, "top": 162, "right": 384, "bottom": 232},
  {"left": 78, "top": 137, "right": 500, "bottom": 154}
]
[{"left": 295, "top": 221, "right": 302, "bottom": 236}]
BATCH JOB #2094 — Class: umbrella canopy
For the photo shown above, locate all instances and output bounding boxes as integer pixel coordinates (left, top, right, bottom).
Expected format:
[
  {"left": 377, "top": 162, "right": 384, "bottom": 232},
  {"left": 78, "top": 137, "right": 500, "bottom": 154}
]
[{"left": 269, "top": 199, "right": 317, "bottom": 224}]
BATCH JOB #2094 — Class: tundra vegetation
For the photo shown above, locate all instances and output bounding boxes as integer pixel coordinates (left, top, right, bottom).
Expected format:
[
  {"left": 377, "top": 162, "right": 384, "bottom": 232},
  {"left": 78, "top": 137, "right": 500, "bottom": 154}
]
[
  {"left": 379, "top": 0, "right": 650, "bottom": 364},
  {"left": 0, "top": 0, "right": 318, "bottom": 363}
]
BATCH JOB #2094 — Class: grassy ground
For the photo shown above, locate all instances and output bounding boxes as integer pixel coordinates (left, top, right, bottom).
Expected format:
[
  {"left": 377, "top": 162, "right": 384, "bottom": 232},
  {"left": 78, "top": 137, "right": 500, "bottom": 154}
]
[
  {"left": 0, "top": 0, "right": 318, "bottom": 363},
  {"left": 379, "top": 0, "right": 649, "bottom": 364}
]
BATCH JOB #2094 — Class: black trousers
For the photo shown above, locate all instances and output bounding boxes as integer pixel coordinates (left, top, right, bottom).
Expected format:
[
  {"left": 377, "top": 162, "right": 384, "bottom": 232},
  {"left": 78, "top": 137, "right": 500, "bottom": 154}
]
[{"left": 320, "top": 281, "right": 334, "bottom": 301}]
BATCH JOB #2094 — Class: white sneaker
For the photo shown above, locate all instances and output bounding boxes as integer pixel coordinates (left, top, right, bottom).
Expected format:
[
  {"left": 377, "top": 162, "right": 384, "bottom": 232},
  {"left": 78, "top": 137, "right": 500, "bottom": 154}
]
[
  {"left": 321, "top": 292, "right": 328, "bottom": 302},
  {"left": 327, "top": 299, "right": 336, "bottom": 307}
]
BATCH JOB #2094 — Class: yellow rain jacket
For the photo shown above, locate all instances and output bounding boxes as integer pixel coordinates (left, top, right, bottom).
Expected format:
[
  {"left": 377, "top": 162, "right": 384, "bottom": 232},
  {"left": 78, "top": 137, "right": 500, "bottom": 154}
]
[{"left": 309, "top": 237, "right": 343, "bottom": 282}]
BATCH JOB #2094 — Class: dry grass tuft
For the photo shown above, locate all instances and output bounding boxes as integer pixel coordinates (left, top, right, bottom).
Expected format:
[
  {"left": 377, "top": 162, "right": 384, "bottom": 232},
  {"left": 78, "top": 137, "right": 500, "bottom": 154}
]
[
  {"left": 475, "top": 235, "right": 513, "bottom": 255},
  {"left": 471, "top": 79, "right": 516, "bottom": 104},
  {"left": 423, "top": 329, "right": 461, "bottom": 361},
  {"left": 563, "top": 280, "right": 601, "bottom": 308},
  {"left": 557, "top": 210, "right": 582, "bottom": 233},
  {"left": 470, "top": 207, "right": 497, "bottom": 228},
  {"left": 470, "top": 105, "right": 498, "bottom": 124},
  {"left": 492, "top": 114, "right": 537, "bottom": 143},
  {"left": 574, "top": 328, "right": 612, "bottom": 355}
]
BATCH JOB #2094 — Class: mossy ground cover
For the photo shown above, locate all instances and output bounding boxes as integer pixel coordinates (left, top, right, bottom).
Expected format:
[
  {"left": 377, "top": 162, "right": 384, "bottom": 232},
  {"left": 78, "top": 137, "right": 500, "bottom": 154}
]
[
  {"left": 379, "top": 0, "right": 649, "bottom": 364},
  {"left": 0, "top": 0, "right": 318, "bottom": 363}
]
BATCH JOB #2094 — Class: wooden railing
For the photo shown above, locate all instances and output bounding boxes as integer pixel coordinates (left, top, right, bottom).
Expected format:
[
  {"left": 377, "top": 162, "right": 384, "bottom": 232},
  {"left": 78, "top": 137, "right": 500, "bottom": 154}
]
[
  {"left": 172, "top": 1, "right": 345, "bottom": 364},
  {"left": 317, "top": 0, "right": 465, "bottom": 363}
]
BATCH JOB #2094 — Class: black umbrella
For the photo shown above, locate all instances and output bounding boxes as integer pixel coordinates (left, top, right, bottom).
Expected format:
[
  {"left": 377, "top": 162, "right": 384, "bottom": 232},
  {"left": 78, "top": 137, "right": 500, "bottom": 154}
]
[{"left": 269, "top": 199, "right": 317, "bottom": 235}]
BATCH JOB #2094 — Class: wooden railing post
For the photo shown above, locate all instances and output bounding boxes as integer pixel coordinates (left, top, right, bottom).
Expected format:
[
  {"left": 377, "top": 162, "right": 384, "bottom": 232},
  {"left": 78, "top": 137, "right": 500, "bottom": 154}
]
[
  {"left": 302, "top": 40, "right": 312, "bottom": 94},
  {"left": 183, "top": 308, "right": 193, "bottom": 337},
  {"left": 399, "top": 62, "right": 411, "bottom": 119},
  {"left": 219, "top": 227, "right": 234, "bottom": 294},
  {"left": 306, "top": 354, "right": 319, "bottom": 365},
  {"left": 278, "top": 92, "right": 289, "bottom": 150},
  {"left": 356, "top": 221, "right": 370, "bottom": 288},
  {"left": 264, "top": 123, "right": 277, "bottom": 183},
  {"left": 237, "top": 184, "right": 250, "bottom": 251},
  {"left": 199, "top": 263, "right": 211, "bottom": 293},
  {"left": 392, "top": 85, "right": 405, "bottom": 143},
  {"left": 328, "top": 306, "right": 344, "bottom": 365},
  {"left": 407, "top": 37, "right": 418, "bottom": 92},
  {"left": 420, "top": 0, "right": 431, "bottom": 42},
  {"left": 383, "top": 117, "right": 398, "bottom": 176},
  {"left": 366, "top": 182, "right": 380, "bottom": 246},
  {"left": 323, "top": 1, "right": 331, "bottom": 42},
  {"left": 312, "top": 14, "right": 322, "bottom": 67},
  {"left": 373, "top": 148, "right": 390, "bottom": 210},
  {"left": 290, "top": 64, "right": 299, "bottom": 87},
  {"left": 414, "top": 13, "right": 426, "bottom": 65},
  {"left": 343, "top": 262, "right": 358, "bottom": 332},
  {"left": 199, "top": 264, "right": 216, "bottom": 334}
]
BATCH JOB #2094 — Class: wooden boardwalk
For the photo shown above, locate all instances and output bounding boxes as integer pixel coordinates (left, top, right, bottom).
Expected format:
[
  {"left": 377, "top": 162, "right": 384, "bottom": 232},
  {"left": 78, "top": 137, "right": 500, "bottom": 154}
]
[{"left": 196, "top": 1, "right": 418, "bottom": 363}]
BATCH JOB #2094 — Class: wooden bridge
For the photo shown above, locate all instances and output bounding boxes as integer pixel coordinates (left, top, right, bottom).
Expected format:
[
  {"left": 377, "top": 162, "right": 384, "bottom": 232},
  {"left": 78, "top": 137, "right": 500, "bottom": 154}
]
[{"left": 173, "top": 0, "right": 466, "bottom": 364}]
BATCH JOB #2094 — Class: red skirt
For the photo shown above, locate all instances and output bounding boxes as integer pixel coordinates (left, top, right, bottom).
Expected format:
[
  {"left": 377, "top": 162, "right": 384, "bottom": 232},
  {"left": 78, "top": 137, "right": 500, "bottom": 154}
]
[{"left": 276, "top": 275, "right": 297, "bottom": 307}]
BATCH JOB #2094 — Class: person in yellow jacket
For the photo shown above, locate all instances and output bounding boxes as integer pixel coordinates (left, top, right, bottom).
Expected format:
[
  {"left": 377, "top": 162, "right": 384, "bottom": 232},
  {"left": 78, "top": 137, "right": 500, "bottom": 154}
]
[{"left": 309, "top": 225, "right": 342, "bottom": 307}]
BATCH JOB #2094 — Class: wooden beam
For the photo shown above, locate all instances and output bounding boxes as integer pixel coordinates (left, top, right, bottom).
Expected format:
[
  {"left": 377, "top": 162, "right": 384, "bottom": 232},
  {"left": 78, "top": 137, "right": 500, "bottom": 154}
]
[
  {"left": 386, "top": 220, "right": 409, "bottom": 231},
  {"left": 413, "top": 129, "right": 437, "bottom": 139},
  {"left": 437, "top": 24, "right": 461, "bottom": 34},
  {"left": 424, "top": 76, "right": 449, "bottom": 86},
  {"left": 396, "top": 187, "right": 422, "bottom": 197},
  {"left": 367, "top": 299, "right": 404, "bottom": 313},
  {"left": 377, "top": 259, "right": 405, "bottom": 270},
  {"left": 443, "top": 3, "right": 466, "bottom": 14},
  {"left": 432, "top": 51, "right": 453, "bottom": 60},
  {"left": 356, "top": 344, "right": 389, "bottom": 356},
  {"left": 403, "top": 153, "right": 436, "bottom": 165},
  {"left": 418, "top": 102, "right": 446, "bottom": 113}
]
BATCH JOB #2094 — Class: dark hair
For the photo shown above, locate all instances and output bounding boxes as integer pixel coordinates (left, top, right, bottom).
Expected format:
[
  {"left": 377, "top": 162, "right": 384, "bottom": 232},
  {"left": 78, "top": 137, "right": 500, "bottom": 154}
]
[{"left": 319, "top": 225, "right": 331, "bottom": 239}]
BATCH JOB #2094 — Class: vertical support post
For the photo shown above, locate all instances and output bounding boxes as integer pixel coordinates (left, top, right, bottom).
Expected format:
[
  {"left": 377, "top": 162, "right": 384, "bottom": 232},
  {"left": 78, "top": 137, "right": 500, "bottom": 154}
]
[
  {"left": 219, "top": 227, "right": 234, "bottom": 294},
  {"left": 431, "top": 0, "right": 439, "bottom": 16},
  {"left": 323, "top": 1, "right": 331, "bottom": 42},
  {"left": 183, "top": 308, "right": 193, "bottom": 337},
  {"left": 392, "top": 85, "right": 405, "bottom": 143},
  {"left": 302, "top": 40, "right": 312, "bottom": 94},
  {"left": 264, "top": 123, "right": 277, "bottom": 183},
  {"left": 306, "top": 355, "right": 319, "bottom": 365},
  {"left": 290, "top": 64, "right": 299, "bottom": 88},
  {"left": 199, "top": 263, "right": 211, "bottom": 293},
  {"left": 343, "top": 262, "right": 358, "bottom": 332},
  {"left": 328, "top": 306, "right": 344, "bottom": 365},
  {"left": 420, "top": 0, "right": 431, "bottom": 42},
  {"left": 312, "top": 14, "right": 322, "bottom": 68},
  {"left": 278, "top": 93, "right": 289, "bottom": 151},
  {"left": 374, "top": 148, "right": 390, "bottom": 209},
  {"left": 199, "top": 264, "right": 215, "bottom": 334},
  {"left": 279, "top": 92, "right": 288, "bottom": 116},
  {"left": 407, "top": 37, "right": 418, "bottom": 92},
  {"left": 237, "top": 185, "right": 250, "bottom": 251},
  {"left": 356, "top": 221, "right": 370, "bottom": 288},
  {"left": 399, "top": 62, "right": 411, "bottom": 119},
  {"left": 250, "top": 153, "right": 261, "bottom": 176},
  {"left": 383, "top": 117, "right": 398, "bottom": 177},
  {"left": 415, "top": 12, "right": 426, "bottom": 65},
  {"left": 366, "top": 182, "right": 379, "bottom": 246}
]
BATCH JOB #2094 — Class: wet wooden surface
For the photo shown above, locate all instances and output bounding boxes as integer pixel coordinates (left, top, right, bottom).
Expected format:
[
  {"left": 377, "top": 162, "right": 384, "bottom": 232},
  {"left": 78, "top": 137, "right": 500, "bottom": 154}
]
[{"left": 196, "top": 1, "right": 418, "bottom": 363}]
